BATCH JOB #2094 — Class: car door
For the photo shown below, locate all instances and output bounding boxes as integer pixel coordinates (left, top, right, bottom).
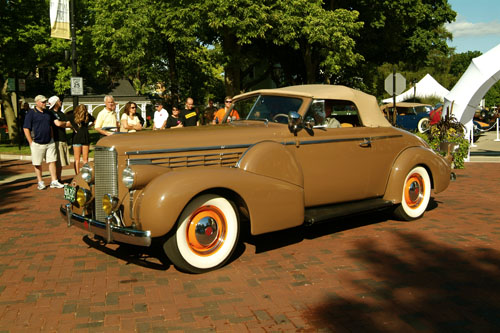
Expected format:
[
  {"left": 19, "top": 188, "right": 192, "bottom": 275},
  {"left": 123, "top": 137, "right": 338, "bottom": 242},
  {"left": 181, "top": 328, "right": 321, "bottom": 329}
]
[{"left": 288, "top": 99, "right": 396, "bottom": 207}]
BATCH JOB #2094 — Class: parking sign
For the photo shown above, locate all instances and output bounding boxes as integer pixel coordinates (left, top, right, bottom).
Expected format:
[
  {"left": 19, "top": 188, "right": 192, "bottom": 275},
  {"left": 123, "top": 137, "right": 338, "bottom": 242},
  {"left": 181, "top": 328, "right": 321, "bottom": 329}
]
[{"left": 71, "top": 77, "right": 83, "bottom": 95}]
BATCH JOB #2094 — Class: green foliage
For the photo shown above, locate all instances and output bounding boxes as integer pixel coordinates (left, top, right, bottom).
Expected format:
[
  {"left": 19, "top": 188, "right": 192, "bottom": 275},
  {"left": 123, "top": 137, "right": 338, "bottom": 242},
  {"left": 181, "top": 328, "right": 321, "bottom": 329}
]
[{"left": 415, "top": 110, "right": 469, "bottom": 169}]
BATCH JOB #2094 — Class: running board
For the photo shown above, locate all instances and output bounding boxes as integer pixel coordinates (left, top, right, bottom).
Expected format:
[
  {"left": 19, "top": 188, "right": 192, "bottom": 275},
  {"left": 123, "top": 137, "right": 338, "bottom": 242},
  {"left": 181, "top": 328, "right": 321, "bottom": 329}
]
[{"left": 304, "top": 198, "right": 393, "bottom": 225}]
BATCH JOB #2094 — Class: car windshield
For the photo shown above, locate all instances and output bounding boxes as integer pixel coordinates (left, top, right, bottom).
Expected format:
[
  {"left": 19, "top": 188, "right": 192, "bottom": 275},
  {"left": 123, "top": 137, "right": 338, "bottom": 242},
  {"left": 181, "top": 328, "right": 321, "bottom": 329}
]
[{"left": 233, "top": 95, "right": 303, "bottom": 123}]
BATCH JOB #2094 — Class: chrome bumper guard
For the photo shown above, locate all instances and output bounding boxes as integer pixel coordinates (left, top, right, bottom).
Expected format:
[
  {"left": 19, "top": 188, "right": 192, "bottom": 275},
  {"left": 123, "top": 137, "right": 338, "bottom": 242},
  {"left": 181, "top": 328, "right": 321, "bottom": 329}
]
[{"left": 60, "top": 204, "right": 152, "bottom": 247}]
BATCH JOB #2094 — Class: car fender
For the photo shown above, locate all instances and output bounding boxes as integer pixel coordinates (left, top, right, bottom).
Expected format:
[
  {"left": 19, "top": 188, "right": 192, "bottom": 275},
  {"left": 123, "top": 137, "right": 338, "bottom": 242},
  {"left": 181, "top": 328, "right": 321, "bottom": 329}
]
[
  {"left": 236, "top": 140, "right": 304, "bottom": 187},
  {"left": 137, "top": 167, "right": 304, "bottom": 238},
  {"left": 383, "top": 146, "right": 451, "bottom": 203}
]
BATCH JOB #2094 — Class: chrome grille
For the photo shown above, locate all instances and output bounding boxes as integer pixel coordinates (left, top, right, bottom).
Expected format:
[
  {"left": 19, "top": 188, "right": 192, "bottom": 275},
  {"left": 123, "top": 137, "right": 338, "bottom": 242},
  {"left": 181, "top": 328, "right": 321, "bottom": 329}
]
[{"left": 94, "top": 147, "right": 118, "bottom": 221}]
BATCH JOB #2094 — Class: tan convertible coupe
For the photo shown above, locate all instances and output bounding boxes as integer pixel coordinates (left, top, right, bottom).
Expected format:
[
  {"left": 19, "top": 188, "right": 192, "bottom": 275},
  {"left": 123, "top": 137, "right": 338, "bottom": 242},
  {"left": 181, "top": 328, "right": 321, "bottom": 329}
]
[{"left": 61, "top": 85, "right": 454, "bottom": 273}]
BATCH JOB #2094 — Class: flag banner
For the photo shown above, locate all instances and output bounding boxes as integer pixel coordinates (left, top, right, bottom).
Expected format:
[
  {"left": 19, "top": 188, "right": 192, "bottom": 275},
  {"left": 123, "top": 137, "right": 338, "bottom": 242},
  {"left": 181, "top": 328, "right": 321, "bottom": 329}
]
[{"left": 50, "top": 0, "right": 70, "bottom": 40}]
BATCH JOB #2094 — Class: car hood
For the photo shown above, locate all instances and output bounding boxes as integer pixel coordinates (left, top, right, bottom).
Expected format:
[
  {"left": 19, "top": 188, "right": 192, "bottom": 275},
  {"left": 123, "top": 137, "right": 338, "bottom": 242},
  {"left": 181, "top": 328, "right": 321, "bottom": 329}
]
[{"left": 96, "top": 121, "right": 292, "bottom": 155}]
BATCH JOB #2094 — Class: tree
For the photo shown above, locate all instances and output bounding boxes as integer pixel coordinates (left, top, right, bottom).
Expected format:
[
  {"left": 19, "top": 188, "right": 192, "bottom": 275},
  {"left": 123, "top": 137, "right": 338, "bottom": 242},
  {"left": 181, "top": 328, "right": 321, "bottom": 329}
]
[
  {"left": 0, "top": 0, "right": 61, "bottom": 140},
  {"left": 270, "top": 0, "right": 363, "bottom": 84}
]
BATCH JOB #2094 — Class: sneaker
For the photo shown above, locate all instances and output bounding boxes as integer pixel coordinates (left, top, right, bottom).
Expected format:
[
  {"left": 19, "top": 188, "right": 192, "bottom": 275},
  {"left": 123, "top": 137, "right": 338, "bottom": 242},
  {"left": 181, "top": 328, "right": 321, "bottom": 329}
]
[
  {"left": 37, "top": 182, "right": 46, "bottom": 190},
  {"left": 50, "top": 180, "right": 65, "bottom": 189}
]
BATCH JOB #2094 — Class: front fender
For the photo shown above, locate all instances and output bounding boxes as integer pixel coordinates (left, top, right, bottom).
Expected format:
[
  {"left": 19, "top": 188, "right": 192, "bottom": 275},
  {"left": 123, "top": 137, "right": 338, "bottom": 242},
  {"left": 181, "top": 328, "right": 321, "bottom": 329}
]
[
  {"left": 137, "top": 167, "right": 304, "bottom": 237},
  {"left": 383, "top": 146, "right": 451, "bottom": 203}
]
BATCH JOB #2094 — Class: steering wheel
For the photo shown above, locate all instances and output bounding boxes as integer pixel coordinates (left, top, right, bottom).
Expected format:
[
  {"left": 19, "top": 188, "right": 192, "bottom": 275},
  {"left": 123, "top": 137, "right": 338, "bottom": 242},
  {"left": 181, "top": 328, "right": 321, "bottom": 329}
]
[{"left": 272, "top": 113, "right": 289, "bottom": 123}]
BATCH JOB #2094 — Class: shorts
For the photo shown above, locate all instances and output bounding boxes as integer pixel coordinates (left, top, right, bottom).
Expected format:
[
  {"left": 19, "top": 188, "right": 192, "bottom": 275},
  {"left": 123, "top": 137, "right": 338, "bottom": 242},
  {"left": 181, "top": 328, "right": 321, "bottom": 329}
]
[
  {"left": 55, "top": 141, "right": 71, "bottom": 167},
  {"left": 31, "top": 140, "right": 57, "bottom": 166},
  {"left": 73, "top": 144, "right": 82, "bottom": 147}
]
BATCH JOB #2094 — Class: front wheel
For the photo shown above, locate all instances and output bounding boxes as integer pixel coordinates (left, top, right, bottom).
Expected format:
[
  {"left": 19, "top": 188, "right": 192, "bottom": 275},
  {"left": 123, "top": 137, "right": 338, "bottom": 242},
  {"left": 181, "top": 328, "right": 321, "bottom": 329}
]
[
  {"left": 164, "top": 194, "right": 240, "bottom": 273},
  {"left": 393, "top": 166, "right": 431, "bottom": 221}
]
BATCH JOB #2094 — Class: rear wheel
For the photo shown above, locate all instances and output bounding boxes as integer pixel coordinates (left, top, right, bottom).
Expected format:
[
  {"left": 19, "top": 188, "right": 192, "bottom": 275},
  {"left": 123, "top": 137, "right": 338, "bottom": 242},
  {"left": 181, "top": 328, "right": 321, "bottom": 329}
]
[
  {"left": 164, "top": 194, "right": 240, "bottom": 273},
  {"left": 393, "top": 166, "right": 431, "bottom": 221},
  {"left": 417, "top": 117, "right": 430, "bottom": 133}
]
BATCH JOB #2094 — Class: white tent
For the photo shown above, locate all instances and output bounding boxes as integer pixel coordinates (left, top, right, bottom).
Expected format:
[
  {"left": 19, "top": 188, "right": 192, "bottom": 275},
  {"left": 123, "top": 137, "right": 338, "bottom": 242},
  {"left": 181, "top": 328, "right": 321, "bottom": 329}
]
[
  {"left": 443, "top": 43, "right": 500, "bottom": 125},
  {"left": 382, "top": 74, "right": 450, "bottom": 104}
]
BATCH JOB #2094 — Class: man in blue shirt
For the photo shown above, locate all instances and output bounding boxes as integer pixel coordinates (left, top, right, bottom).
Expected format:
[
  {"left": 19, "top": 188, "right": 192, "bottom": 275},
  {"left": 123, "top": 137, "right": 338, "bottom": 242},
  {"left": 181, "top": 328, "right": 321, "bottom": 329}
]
[{"left": 23, "top": 95, "right": 66, "bottom": 190}]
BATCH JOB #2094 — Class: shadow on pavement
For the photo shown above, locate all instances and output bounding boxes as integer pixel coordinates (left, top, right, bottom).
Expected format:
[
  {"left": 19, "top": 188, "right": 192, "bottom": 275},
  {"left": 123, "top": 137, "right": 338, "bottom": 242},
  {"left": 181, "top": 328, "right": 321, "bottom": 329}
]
[
  {"left": 82, "top": 235, "right": 171, "bottom": 271},
  {"left": 0, "top": 181, "right": 33, "bottom": 215},
  {"left": 245, "top": 198, "right": 440, "bottom": 254},
  {"left": 305, "top": 231, "right": 500, "bottom": 331}
]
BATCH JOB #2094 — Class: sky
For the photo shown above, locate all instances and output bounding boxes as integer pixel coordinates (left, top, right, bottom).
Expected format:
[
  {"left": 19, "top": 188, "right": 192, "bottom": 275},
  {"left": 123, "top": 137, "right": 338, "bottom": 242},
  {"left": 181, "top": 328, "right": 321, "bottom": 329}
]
[{"left": 446, "top": 0, "right": 500, "bottom": 54}]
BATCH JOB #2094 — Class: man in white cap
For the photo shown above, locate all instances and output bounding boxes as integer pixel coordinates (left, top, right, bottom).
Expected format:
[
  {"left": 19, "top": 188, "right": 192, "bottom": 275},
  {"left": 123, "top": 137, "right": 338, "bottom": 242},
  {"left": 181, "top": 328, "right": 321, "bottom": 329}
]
[
  {"left": 23, "top": 95, "right": 68, "bottom": 190},
  {"left": 48, "top": 95, "right": 71, "bottom": 183},
  {"left": 153, "top": 101, "right": 168, "bottom": 130}
]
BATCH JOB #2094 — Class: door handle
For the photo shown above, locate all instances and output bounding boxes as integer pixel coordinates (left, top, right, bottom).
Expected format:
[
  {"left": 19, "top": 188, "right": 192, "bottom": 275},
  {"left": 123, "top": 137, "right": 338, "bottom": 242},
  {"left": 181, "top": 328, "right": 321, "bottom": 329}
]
[{"left": 359, "top": 138, "right": 371, "bottom": 148}]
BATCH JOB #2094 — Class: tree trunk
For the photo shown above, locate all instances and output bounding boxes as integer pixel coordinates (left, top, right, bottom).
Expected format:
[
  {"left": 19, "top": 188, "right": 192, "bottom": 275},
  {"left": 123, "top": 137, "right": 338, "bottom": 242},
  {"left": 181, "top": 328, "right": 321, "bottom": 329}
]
[
  {"left": 302, "top": 43, "right": 317, "bottom": 84},
  {"left": 1, "top": 80, "right": 20, "bottom": 141},
  {"left": 222, "top": 32, "right": 241, "bottom": 97},
  {"left": 166, "top": 42, "right": 179, "bottom": 102}
]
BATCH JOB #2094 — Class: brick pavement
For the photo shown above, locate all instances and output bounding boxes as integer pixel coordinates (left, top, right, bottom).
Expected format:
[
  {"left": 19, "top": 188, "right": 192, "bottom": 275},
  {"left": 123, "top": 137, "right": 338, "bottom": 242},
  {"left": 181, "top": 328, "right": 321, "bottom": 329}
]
[{"left": 0, "top": 160, "right": 499, "bottom": 332}]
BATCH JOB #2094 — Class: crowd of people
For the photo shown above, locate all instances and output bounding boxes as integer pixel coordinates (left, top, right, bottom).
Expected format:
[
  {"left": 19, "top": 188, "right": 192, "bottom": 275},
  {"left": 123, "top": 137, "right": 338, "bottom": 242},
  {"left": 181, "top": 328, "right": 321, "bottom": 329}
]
[{"left": 21, "top": 94, "right": 239, "bottom": 190}]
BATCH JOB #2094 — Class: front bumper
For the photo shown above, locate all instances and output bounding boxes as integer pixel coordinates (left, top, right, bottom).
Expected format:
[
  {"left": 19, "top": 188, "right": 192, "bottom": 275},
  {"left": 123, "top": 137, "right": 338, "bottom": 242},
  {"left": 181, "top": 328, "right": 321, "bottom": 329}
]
[{"left": 60, "top": 204, "right": 152, "bottom": 247}]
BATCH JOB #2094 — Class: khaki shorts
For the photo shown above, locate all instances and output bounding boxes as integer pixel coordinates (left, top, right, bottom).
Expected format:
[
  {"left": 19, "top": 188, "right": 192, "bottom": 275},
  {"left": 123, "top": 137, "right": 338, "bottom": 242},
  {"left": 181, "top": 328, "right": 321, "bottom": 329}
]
[
  {"left": 31, "top": 140, "right": 57, "bottom": 166},
  {"left": 55, "top": 141, "right": 71, "bottom": 167}
]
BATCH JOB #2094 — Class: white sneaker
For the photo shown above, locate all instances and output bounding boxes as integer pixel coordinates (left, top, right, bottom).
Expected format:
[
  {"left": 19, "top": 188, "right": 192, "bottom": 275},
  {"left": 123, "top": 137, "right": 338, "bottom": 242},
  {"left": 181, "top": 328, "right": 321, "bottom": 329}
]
[
  {"left": 50, "top": 180, "right": 65, "bottom": 189},
  {"left": 37, "top": 182, "right": 46, "bottom": 190}
]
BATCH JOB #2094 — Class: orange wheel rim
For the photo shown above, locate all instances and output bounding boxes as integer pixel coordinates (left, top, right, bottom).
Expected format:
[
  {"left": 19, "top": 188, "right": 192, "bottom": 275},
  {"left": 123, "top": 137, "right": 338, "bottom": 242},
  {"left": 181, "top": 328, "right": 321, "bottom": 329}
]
[
  {"left": 404, "top": 173, "right": 424, "bottom": 209},
  {"left": 186, "top": 205, "right": 227, "bottom": 256}
]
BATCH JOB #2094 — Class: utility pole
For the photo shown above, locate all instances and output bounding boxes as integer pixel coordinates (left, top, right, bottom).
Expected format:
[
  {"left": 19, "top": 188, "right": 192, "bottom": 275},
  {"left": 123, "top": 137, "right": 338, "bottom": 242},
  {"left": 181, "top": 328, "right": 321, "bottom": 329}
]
[{"left": 70, "top": 0, "right": 78, "bottom": 109}]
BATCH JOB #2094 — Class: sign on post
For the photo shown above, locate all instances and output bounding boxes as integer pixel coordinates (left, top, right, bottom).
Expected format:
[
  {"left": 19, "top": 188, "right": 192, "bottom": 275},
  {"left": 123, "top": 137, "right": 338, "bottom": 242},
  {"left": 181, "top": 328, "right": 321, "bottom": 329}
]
[
  {"left": 71, "top": 77, "right": 83, "bottom": 96},
  {"left": 384, "top": 72, "right": 406, "bottom": 95}
]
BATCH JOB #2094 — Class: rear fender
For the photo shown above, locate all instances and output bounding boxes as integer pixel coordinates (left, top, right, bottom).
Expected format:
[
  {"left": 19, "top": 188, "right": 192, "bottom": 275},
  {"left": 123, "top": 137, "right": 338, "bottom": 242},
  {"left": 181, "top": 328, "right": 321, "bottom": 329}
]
[
  {"left": 383, "top": 147, "right": 451, "bottom": 203},
  {"left": 137, "top": 168, "right": 304, "bottom": 237}
]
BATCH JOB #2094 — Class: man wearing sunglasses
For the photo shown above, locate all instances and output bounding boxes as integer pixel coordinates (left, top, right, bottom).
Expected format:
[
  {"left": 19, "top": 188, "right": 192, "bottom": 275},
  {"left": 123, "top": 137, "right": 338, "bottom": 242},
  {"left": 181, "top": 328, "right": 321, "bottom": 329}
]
[
  {"left": 213, "top": 96, "right": 240, "bottom": 124},
  {"left": 23, "top": 95, "right": 67, "bottom": 190}
]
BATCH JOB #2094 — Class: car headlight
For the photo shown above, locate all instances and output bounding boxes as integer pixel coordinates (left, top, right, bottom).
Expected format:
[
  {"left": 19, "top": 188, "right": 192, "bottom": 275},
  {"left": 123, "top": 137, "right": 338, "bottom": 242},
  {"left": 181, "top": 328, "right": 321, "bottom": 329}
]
[
  {"left": 102, "top": 194, "right": 119, "bottom": 216},
  {"left": 81, "top": 163, "right": 93, "bottom": 183},
  {"left": 122, "top": 167, "right": 135, "bottom": 189},
  {"left": 76, "top": 188, "right": 92, "bottom": 207}
]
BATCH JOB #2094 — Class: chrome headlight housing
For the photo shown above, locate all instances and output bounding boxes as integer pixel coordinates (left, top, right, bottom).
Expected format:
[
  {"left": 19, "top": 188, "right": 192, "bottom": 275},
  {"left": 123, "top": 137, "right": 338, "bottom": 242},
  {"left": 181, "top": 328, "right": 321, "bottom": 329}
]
[
  {"left": 102, "top": 194, "right": 120, "bottom": 216},
  {"left": 122, "top": 167, "right": 135, "bottom": 189},
  {"left": 76, "top": 188, "right": 92, "bottom": 207},
  {"left": 81, "top": 163, "right": 93, "bottom": 183}
]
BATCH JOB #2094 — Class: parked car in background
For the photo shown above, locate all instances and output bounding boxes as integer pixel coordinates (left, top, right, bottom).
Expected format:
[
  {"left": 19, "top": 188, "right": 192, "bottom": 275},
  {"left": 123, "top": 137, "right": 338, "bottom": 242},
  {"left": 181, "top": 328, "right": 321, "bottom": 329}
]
[
  {"left": 61, "top": 85, "right": 454, "bottom": 273},
  {"left": 380, "top": 102, "right": 433, "bottom": 133}
]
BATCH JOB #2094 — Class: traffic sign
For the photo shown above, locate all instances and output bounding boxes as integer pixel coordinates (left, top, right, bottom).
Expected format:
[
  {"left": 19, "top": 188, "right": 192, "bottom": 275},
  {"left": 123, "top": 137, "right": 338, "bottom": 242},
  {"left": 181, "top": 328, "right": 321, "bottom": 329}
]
[
  {"left": 384, "top": 72, "right": 406, "bottom": 95},
  {"left": 71, "top": 77, "right": 83, "bottom": 96}
]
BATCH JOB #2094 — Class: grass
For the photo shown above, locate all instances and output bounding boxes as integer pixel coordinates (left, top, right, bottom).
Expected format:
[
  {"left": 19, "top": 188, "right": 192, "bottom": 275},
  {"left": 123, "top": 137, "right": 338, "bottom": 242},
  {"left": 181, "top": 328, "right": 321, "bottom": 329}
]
[{"left": 0, "top": 130, "right": 101, "bottom": 157}]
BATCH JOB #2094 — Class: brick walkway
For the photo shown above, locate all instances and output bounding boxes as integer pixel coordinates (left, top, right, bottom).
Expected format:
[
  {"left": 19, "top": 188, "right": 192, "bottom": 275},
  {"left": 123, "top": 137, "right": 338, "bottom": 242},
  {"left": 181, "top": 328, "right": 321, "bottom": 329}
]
[{"left": 0, "top": 160, "right": 499, "bottom": 332}]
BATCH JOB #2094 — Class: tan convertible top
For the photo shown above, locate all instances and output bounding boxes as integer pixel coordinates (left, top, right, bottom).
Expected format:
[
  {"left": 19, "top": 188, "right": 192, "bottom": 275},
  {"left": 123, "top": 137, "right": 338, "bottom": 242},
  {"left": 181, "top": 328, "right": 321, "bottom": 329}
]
[{"left": 235, "top": 84, "right": 391, "bottom": 127}]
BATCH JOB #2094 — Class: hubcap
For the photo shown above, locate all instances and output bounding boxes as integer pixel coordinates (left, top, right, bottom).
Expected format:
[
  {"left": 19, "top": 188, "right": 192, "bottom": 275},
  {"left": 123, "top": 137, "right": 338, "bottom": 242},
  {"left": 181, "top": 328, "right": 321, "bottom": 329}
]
[
  {"left": 405, "top": 174, "right": 424, "bottom": 208},
  {"left": 186, "top": 205, "right": 226, "bottom": 255}
]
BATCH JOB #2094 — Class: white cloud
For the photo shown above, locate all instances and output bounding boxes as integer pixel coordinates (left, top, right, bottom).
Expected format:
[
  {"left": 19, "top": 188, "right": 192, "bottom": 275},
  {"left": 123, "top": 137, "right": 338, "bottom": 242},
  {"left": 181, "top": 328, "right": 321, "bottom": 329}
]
[{"left": 446, "top": 15, "right": 500, "bottom": 37}]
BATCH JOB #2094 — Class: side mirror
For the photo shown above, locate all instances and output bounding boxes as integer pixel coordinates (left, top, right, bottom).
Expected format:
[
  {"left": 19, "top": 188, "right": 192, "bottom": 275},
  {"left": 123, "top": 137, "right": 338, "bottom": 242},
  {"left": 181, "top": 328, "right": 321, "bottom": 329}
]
[{"left": 288, "top": 111, "right": 302, "bottom": 135}]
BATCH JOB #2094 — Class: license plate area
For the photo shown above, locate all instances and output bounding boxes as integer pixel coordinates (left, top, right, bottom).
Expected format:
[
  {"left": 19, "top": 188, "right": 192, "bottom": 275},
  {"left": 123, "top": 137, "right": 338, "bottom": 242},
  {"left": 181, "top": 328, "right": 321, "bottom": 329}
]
[{"left": 64, "top": 185, "right": 77, "bottom": 202}]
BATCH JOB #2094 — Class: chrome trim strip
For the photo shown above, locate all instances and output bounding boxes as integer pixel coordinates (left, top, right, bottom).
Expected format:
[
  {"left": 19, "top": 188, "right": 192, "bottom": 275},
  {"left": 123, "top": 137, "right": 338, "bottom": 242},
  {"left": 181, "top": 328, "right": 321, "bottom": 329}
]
[
  {"left": 125, "top": 144, "right": 253, "bottom": 156},
  {"left": 295, "top": 134, "right": 402, "bottom": 145},
  {"left": 60, "top": 204, "right": 151, "bottom": 247},
  {"left": 125, "top": 135, "right": 401, "bottom": 156}
]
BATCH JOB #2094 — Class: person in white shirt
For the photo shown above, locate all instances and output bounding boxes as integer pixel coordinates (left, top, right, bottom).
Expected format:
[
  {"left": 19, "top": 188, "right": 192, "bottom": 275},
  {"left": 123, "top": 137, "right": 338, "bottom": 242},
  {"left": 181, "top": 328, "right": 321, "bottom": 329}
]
[{"left": 153, "top": 102, "right": 169, "bottom": 130}]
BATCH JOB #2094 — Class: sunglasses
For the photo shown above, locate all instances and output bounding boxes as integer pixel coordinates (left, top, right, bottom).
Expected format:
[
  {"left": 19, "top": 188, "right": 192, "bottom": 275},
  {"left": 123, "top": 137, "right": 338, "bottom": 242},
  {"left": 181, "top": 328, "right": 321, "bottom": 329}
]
[
  {"left": 225, "top": 100, "right": 232, "bottom": 103},
  {"left": 130, "top": 106, "right": 136, "bottom": 109}
]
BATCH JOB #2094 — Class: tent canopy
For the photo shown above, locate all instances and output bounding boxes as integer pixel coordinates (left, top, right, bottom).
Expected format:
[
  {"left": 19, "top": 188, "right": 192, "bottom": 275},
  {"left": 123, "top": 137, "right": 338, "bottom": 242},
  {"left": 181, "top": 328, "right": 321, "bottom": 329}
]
[
  {"left": 382, "top": 74, "right": 449, "bottom": 104},
  {"left": 444, "top": 43, "right": 500, "bottom": 125}
]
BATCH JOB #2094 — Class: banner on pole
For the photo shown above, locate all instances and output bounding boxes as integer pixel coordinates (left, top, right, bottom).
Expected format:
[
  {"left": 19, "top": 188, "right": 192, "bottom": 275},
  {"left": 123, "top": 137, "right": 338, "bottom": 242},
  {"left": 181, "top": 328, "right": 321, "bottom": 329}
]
[{"left": 50, "top": 0, "right": 70, "bottom": 40}]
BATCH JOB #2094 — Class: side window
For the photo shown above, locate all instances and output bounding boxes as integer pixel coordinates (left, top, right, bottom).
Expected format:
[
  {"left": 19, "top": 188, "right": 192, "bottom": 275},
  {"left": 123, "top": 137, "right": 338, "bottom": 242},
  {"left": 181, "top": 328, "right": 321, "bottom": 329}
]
[{"left": 305, "top": 99, "right": 362, "bottom": 128}]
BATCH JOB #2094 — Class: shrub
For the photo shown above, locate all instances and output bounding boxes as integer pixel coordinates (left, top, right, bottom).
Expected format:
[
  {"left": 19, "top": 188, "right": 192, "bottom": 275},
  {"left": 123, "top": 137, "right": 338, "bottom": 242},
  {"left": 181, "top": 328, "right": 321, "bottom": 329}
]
[{"left": 416, "top": 108, "right": 469, "bottom": 169}]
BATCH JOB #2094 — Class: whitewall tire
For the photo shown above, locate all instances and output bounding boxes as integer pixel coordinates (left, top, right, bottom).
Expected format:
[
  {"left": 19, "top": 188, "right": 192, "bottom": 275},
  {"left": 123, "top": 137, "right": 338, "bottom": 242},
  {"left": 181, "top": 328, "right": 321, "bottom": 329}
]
[
  {"left": 164, "top": 194, "right": 239, "bottom": 273},
  {"left": 393, "top": 166, "right": 431, "bottom": 221}
]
